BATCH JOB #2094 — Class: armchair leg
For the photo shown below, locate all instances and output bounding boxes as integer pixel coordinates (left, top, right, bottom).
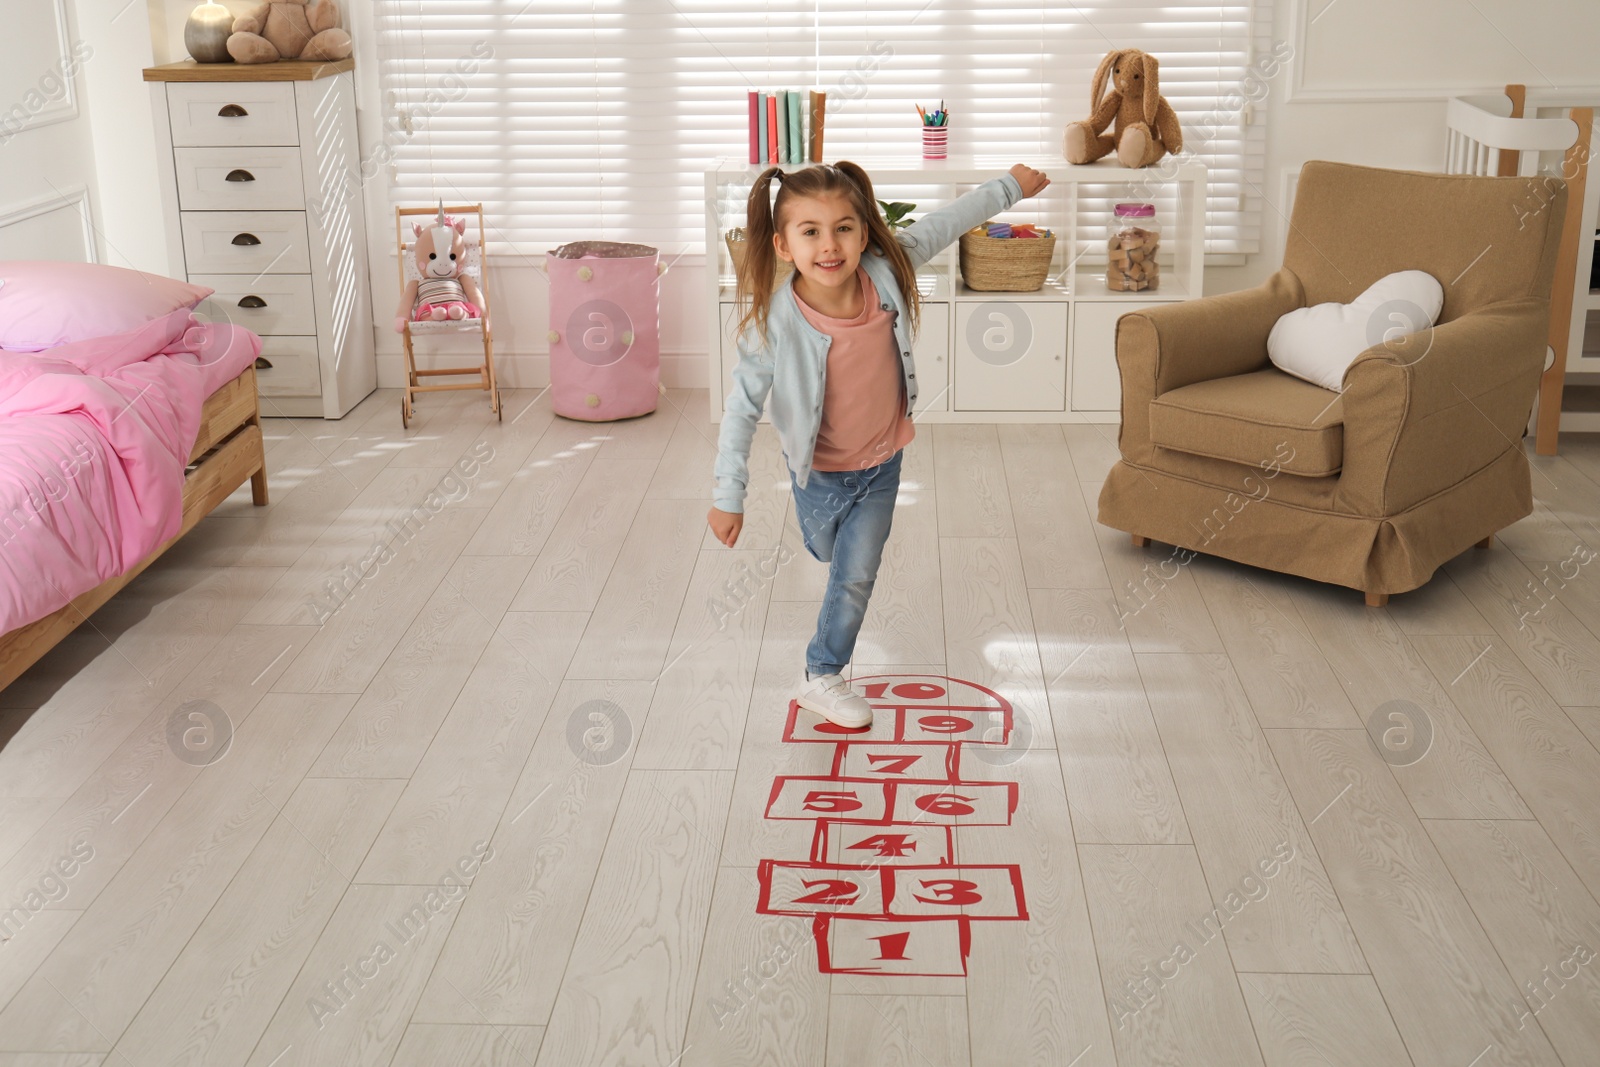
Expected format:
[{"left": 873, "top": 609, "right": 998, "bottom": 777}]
[
  {"left": 1476, "top": 533, "right": 1494, "bottom": 549},
  {"left": 1130, "top": 534, "right": 1151, "bottom": 548},
  {"left": 1364, "top": 592, "right": 1390, "bottom": 608}
]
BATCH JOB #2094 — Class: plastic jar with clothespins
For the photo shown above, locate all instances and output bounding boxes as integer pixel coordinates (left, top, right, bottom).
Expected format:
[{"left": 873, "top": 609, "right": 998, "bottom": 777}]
[{"left": 1106, "top": 203, "right": 1161, "bottom": 292}]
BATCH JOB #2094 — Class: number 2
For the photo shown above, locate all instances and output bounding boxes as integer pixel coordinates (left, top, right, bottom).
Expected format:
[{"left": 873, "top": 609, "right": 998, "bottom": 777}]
[{"left": 793, "top": 879, "right": 860, "bottom": 906}]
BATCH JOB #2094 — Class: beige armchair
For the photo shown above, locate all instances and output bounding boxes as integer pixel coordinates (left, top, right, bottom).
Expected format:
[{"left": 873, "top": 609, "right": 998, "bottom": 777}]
[{"left": 1097, "top": 160, "right": 1567, "bottom": 605}]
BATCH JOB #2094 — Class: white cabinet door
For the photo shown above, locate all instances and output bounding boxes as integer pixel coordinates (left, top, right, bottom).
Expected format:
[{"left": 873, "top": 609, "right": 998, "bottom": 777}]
[
  {"left": 718, "top": 303, "right": 770, "bottom": 424},
  {"left": 913, "top": 301, "right": 949, "bottom": 414},
  {"left": 1071, "top": 299, "right": 1161, "bottom": 412},
  {"left": 953, "top": 300, "right": 1068, "bottom": 411}
]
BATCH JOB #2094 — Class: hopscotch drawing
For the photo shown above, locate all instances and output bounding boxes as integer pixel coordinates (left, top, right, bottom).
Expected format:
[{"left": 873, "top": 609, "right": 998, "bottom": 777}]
[{"left": 756, "top": 675, "right": 1028, "bottom": 977}]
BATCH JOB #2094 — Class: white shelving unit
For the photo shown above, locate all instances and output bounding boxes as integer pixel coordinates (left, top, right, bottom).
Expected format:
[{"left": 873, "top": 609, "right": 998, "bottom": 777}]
[{"left": 705, "top": 155, "right": 1206, "bottom": 425}]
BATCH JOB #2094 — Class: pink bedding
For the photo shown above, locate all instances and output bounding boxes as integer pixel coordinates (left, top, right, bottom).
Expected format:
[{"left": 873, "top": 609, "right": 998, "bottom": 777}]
[{"left": 0, "top": 307, "right": 260, "bottom": 634}]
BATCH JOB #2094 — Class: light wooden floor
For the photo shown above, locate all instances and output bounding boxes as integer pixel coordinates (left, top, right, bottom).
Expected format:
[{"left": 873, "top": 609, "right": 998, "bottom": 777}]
[{"left": 2, "top": 385, "right": 1599, "bottom": 1067}]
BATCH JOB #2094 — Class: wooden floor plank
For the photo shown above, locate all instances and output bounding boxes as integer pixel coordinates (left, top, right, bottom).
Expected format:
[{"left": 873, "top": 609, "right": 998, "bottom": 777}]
[
  {"left": 939, "top": 537, "right": 1056, "bottom": 753},
  {"left": 681, "top": 868, "right": 829, "bottom": 1066},
  {"left": 0, "top": 694, "right": 354, "bottom": 1051},
  {"left": 111, "top": 777, "right": 404, "bottom": 1067},
  {"left": 1286, "top": 582, "right": 1532, "bottom": 820},
  {"left": 1264, "top": 728, "right": 1563, "bottom": 1067},
  {"left": 1425, "top": 818, "right": 1600, "bottom": 1065},
  {"left": 1077, "top": 843, "right": 1267, "bottom": 1066},
  {"left": 533, "top": 770, "right": 733, "bottom": 1067},
  {"left": 934, "top": 424, "right": 1015, "bottom": 539},
  {"left": 959, "top": 750, "right": 1117, "bottom": 1067},
  {"left": 1189, "top": 561, "right": 1364, "bottom": 729},
  {"left": 390, "top": 1024, "right": 543, "bottom": 1067},
  {"left": 1000, "top": 424, "right": 1110, "bottom": 589},
  {"left": 1410, "top": 636, "right": 1600, "bottom": 900},
  {"left": 1136, "top": 653, "right": 1367, "bottom": 974},
  {"left": 413, "top": 680, "right": 643, "bottom": 1026},
  {"left": 563, "top": 499, "right": 707, "bottom": 681},
  {"left": 1237, "top": 972, "right": 1413, "bottom": 1067},
  {"left": 1031, "top": 588, "right": 1189, "bottom": 845},
  {"left": 239, "top": 882, "right": 462, "bottom": 1067},
  {"left": 353, "top": 612, "right": 582, "bottom": 884},
  {"left": 630, "top": 549, "right": 771, "bottom": 771},
  {"left": 824, "top": 995, "right": 971, "bottom": 1067}
]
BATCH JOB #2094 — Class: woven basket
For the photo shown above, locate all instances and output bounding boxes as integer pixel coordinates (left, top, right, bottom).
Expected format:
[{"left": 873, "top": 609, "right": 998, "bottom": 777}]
[
  {"left": 725, "top": 228, "right": 794, "bottom": 282},
  {"left": 958, "top": 226, "right": 1056, "bottom": 292}
]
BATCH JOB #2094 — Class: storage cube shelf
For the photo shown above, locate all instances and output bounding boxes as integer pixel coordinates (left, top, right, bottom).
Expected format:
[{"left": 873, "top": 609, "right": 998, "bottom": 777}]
[{"left": 705, "top": 156, "right": 1206, "bottom": 424}]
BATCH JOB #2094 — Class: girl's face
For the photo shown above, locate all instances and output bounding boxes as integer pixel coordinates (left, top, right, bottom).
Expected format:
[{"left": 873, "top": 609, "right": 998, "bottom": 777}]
[{"left": 774, "top": 192, "right": 869, "bottom": 291}]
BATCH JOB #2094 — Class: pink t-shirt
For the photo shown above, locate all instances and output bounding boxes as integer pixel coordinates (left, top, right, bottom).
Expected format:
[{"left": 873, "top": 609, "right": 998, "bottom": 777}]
[{"left": 794, "top": 269, "right": 915, "bottom": 472}]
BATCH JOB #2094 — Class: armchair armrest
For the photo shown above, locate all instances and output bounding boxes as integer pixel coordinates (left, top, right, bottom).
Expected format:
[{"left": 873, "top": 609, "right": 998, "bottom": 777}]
[
  {"left": 1114, "top": 269, "right": 1304, "bottom": 464},
  {"left": 1338, "top": 299, "right": 1549, "bottom": 516}
]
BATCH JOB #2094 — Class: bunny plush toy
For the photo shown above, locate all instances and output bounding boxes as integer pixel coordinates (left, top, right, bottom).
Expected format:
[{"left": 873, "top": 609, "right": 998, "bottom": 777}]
[
  {"left": 1063, "top": 48, "right": 1183, "bottom": 169},
  {"left": 394, "top": 210, "right": 483, "bottom": 333}
]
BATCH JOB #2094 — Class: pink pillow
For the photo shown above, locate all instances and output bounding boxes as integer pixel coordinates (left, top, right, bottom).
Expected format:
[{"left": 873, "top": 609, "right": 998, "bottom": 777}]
[{"left": 0, "top": 261, "right": 212, "bottom": 353}]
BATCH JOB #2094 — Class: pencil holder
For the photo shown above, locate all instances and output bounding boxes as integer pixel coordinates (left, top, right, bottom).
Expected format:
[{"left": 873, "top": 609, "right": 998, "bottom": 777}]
[{"left": 922, "top": 126, "right": 949, "bottom": 160}]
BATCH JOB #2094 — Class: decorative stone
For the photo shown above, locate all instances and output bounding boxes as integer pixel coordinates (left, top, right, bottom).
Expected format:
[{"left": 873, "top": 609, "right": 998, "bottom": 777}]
[
  {"left": 548, "top": 330, "right": 560, "bottom": 343},
  {"left": 620, "top": 331, "right": 634, "bottom": 345},
  {"left": 577, "top": 266, "right": 593, "bottom": 281},
  {"left": 586, "top": 393, "right": 601, "bottom": 407}
]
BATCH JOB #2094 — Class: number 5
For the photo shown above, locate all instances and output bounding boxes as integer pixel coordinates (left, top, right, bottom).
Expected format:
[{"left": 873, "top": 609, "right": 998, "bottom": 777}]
[{"left": 803, "top": 790, "right": 863, "bottom": 813}]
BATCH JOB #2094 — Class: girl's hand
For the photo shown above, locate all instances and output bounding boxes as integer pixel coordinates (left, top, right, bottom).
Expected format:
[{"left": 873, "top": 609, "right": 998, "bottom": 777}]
[
  {"left": 708, "top": 506, "right": 743, "bottom": 547},
  {"left": 1009, "top": 164, "right": 1051, "bottom": 198}
]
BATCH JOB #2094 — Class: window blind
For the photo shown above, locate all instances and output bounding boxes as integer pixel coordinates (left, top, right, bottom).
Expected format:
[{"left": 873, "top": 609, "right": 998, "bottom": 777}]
[{"left": 375, "top": 0, "right": 1271, "bottom": 255}]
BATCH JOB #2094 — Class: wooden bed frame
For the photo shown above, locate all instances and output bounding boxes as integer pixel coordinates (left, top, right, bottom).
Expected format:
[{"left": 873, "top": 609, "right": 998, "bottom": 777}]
[{"left": 0, "top": 364, "right": 268, "bottom": 691}]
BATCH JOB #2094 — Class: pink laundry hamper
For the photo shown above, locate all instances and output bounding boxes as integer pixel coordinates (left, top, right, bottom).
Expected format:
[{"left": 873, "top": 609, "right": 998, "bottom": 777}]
[{"left": 546, "top": 241, "right": 664, "bottom": 421}]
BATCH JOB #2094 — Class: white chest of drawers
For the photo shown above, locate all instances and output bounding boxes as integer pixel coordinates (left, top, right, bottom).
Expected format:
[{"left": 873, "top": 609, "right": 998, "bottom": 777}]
[{"left": 145, "top": 60, "right": 375, "bottom": 418}]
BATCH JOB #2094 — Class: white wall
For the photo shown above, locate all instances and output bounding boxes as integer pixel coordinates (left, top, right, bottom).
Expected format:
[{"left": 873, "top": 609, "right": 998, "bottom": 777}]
[
  {"left": 0, "top": 1, "right": 102, "bottom": 264},
  {"left": 114, "top": 0, "right": 1600, "bottom": 389}
]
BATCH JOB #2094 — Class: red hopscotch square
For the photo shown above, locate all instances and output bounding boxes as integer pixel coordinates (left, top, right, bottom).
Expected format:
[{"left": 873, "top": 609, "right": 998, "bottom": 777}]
[
  {"left": 818, "top": 822, "right": 956, "bottom": 869},
  {"left": 816, "top": 914, "right": 971, "bottom": 976},
  {"left": 833, "top": 743, "right": 958, "bottom": 781},
  {"left": 756, "top": 860, "right": 885, "bottom": 917},
  {"left": 764, "top": 776, "right": 893, "bottom": 824},
  {"left": 889, "top": 780, "right": 1019, "bottom": 827},
  {"left": 885, "top": 864, "right": 1028, "bottom": 920}
]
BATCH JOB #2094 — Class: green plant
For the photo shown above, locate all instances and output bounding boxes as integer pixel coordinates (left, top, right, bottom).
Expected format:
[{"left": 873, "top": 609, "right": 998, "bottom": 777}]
[{"left": 878, "top": 200, "right": 916, "bottom": 231}]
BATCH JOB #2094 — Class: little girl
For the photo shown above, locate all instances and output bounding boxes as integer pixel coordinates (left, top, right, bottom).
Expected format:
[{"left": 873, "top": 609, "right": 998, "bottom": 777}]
[{"left": 708, "top": 160, "right": 1050, "bottom": 728}]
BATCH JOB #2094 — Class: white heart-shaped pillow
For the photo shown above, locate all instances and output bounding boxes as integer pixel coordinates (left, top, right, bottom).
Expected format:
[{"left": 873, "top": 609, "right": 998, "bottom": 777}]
[{"left": 1267, "top": 270, "right": 1444, "bottom": 392}]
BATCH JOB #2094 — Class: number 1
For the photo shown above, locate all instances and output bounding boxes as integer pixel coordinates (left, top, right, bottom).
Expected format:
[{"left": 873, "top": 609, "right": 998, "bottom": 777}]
[{"left": 869, "top": 932, "right": 911, "bottom": 961}]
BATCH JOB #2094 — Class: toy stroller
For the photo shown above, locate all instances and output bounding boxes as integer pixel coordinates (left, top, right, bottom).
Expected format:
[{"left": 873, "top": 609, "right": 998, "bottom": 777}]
[{"left": 395, "top": 203, "right": 501, "bottom": 426}]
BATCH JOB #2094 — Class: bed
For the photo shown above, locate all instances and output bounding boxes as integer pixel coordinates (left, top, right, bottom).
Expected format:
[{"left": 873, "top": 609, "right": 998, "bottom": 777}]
[{"left": 0, "top": 302, "right": 267, "bottom": 692}]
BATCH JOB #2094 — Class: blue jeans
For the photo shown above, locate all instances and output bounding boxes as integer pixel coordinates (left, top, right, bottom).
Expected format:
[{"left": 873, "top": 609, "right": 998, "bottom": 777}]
[{"left": 787, "top": 449, "right": 903, "bottom": 678}]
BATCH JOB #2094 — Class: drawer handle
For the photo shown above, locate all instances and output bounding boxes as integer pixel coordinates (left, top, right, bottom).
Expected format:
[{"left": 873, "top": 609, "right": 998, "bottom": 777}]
[
  {"left": 232, "top": 232, "right": 261, "bottom": 246},
  {"left": 238, "top": 295, "right": 268, "bottom": 309},
  {"left": 225, "top": 169, "right": 256, "bottom": 183},
  {"left": 255, "top": 357, "right": 273, "bottom": 370},
  {"left": 218, "top": 104, "right": 249, "bottom": 117}
]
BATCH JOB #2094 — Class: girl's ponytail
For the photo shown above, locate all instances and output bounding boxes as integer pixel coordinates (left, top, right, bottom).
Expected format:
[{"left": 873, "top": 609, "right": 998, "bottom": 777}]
[
  {"left": 735, "top": 166, "right": 785, "bottom": 344},
  {"left": 833, "top": 159, "right": 920, "bottom": 336}
]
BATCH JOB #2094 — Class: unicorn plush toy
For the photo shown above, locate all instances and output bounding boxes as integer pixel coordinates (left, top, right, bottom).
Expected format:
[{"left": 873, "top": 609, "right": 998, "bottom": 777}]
[{"left": 394, "top": 205, "right": 482, "bottom": 332}]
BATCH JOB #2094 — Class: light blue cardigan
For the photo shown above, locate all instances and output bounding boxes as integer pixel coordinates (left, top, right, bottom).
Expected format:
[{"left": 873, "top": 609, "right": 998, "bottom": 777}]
[{"left": 712, "top": 173, "right": 1025, "bottom": 514}]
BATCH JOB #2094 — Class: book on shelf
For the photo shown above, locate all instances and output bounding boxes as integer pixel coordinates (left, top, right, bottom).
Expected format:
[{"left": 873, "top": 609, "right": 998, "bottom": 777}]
[
  {"left": 809, "top": 90, "right": 825, "bottom": 162},
  {"left": 766, "top": 93, "right": 778, "bottom": 163},
  {"left": 747, "top": 89, "right": 825, "bottom": 165}
]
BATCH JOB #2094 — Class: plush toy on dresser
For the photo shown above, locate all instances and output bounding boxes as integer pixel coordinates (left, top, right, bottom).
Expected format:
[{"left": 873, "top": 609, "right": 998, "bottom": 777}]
[
  {"left": 395, "top": 209, "right": 483, "bottom": 332},
  {"left": 227, "top": 0, "right": 353, "bottom": 64},
  {"left": 1063, "top": 48, "right": 1183, "bottom": 169}
]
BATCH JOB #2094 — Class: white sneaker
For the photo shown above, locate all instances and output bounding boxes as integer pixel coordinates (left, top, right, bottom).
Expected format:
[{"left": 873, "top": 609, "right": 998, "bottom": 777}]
[{"left": 796, "top": 671, "right": 873, "bottom": 729}]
